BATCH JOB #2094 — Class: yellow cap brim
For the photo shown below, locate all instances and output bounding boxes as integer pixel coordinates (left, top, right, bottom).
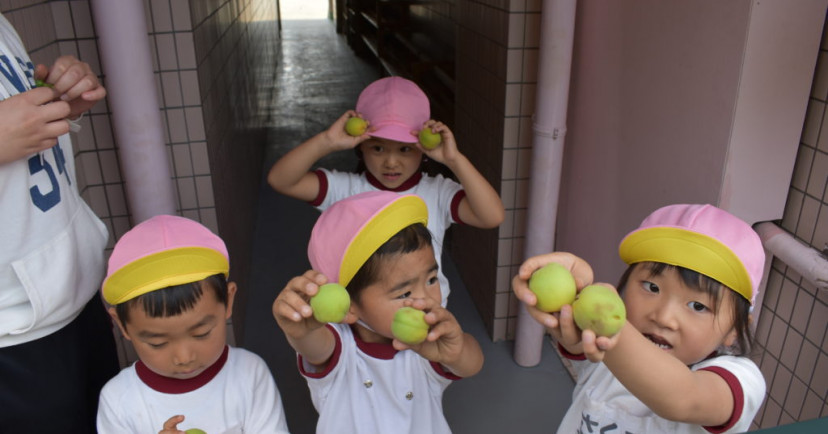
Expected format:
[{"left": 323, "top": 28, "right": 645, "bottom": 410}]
[
  {"left": 339, "top": 195, "right": 428, "bottom": 287},
  {"left": 102, "top": 247, "right": 229, "bottom": 305},
  {"left": 619, "top": 227, "right": 752, "bottom": 302}
]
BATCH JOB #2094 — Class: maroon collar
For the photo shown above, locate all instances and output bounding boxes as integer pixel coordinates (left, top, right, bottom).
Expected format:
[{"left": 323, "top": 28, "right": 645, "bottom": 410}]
[
  {"left": 136, "top": 346, "right": 229, "bottom": 394},
  {"left": 351, "top": 324, "right": 398, "bottom": 360},
  {"left": 365, "top": 171, "right": 423, "bottom": 192}
]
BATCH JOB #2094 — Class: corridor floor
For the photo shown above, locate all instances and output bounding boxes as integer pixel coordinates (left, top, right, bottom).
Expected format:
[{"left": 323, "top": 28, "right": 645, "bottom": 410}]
[{"left": 243, "top": 18, "right": 575, "bottom": 434}]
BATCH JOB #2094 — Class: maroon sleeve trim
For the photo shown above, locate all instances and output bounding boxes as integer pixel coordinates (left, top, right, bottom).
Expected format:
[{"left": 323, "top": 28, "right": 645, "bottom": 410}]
[
  {"left": 557, "top": 342, "right": 587, "bottom": 361},
  {"left": 308, "top": 169, "right": 328, "bottom": 207},
  {"left": 699, "top": 366, "right": 744, "bottom": 433},
  {"left": 450, "top": 190, "right": 466, "bottom": 225},
  {"left": 430, "top": 361, "right": 462, "bottom": 381},
  {"left": 297, "top": 324, "right": 342, "bottom": 379}
]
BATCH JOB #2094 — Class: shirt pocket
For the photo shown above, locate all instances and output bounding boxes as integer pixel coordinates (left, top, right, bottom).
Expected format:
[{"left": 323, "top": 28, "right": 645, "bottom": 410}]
[{"left": 10, "top": 203, "right": 108, "bottom": 334}]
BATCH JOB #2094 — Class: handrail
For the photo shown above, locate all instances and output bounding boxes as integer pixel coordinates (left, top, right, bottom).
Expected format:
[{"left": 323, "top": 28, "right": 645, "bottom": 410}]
[{"left": 754, "top": 222, "right": 828, "bottom": 290}]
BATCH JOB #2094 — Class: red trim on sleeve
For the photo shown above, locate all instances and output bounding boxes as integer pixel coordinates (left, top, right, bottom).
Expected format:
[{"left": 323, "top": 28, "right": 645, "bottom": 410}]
[
  {"left": 308, "top": 169, "right": 328, "bottom": 206},
  {"left": 557, "top": 342, "right": 587, "bottom": 361},
  {"left": 699, "top": 366, "right": 744, "bottom": 433},
  {"left": 298, "top": 324, "right": 342, "bottom": 379},
  {"left": 450, "top": 190, "right": 466, "bottom": 225},
  {"left": 430, "top": 361, "right": 462, "bottom": 381}
]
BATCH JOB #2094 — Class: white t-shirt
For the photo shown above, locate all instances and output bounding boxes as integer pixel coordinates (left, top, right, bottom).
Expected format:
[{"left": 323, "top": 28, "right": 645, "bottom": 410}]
[
  {"left": 0, "top": 13, "right": 109, "bottom": 347},
  {"left": 299, "top": 323, "right": 460, "bottom": 434},
  {"left": 313, "top": 169, "right": 464, "bottom": 306},
  {"left": 97, "top": 346, "right": 290, "bottom": 434},
  {"left": 557, "top": 351, "right": 766, "bottom": 433}
]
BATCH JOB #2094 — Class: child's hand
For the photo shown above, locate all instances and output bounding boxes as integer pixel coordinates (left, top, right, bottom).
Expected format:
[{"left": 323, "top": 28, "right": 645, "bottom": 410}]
[
  {"left": 323, "top": 110, "right": 371, "bottom": 151},
  {"left": 413, "top": 120, "right": 460, "bottom": 164},
  {"left": 512, "top": 252, "right": 594, "bottom": 331},
  {"left": 393, "top": 297, "right": 482, "bottom": 377},
  {"left": 272, "top": 270, "right": 356, "bottom": 338},
  {"left": 159, "top": 414, "right": 186, "bottom": 434},
  {"left": 34, "top": 56, "right": 106, "bottom": 120},
  {"left": 579, "top": 323, "right": 623, "bottom": 363}
]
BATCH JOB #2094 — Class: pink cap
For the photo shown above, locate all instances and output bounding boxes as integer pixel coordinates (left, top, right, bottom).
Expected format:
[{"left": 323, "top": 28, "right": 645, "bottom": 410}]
[
  {"left": 102, "top": 215, "right": 229, "bottom": 305},
  {"left": 308, "top": 191, "right": 428, "bottom": 287},
  {"left": 619, "top": 204, "right": 765, "bottom": 304},
  {"left": 356, "top": 77, "right": 429, "bottom": 143}
]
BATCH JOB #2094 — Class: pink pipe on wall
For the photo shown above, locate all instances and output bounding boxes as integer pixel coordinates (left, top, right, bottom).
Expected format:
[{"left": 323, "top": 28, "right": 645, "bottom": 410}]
[
  {"left": 513, "top": 0, "right": 577, "bottom": 367},
  {"left": 91, "top": 0, "right": 176, "bottom": 223}
]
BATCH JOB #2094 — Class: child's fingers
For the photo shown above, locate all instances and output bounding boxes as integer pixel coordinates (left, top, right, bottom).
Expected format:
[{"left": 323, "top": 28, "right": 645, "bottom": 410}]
[
  {"left": 274, "top": 288, "right": 314, "bottom": 321},
  {"left": 556, "top": 305, "right": 581, "bottom": 345},
  {"left": 580, "top": 330, "right": 607, "bottom": 363},
  {"left": 160, "top": 414, "right": 185, "bottom": 433},
  {"left": 511, "top": 273, "right": 536, "bottom": 303}
]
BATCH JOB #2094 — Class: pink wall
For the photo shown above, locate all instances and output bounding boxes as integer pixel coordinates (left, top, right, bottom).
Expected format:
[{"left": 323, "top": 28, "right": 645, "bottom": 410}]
[{"left": 557, "top": 1, "right": 820, "bottom": 284}]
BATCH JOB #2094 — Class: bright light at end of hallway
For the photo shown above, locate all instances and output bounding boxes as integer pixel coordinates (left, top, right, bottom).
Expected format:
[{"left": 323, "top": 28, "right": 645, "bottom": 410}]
[{"left": 280, "top": 0, "right": 329, "bottom": 20}]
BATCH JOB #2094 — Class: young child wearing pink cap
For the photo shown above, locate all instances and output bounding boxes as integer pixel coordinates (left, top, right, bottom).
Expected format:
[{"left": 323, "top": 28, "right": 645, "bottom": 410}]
[
  {"left": 273, "top": 191, "right": 484, "bottom": 434},
  {"left": 267, "top": 76, "right": 504, "bottom": 307},
  {"left": 512, "top": 204, "right": 766, "bottom": 433},
  {"left": 97, "top": 215, "right": 290, "bottom": 434}
]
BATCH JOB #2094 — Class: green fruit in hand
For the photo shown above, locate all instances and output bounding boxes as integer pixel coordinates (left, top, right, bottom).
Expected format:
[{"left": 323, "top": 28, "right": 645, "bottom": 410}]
[
  {"left": 34, "top": 79, "right": 53, "bottom": 88},
  {"left": 185, "top": 429, "right": 207, "bottom": 434},
  {"left": 572, "top": 285, "right": 626, "bottom": 337},
  {"left": 528, "top": 262, "right": 577, "bottom": 312},
  {"left": 345, "top": 116, "right": 368, "bottom": 136},
  {"left": 310, "top": 283, "right": 351, "bottom": 323},
  {"left": 391, "top": 306, "right": 429, "bottom": 345},
  {"left": 418, "top": 128, "right": 442, "bottom": 149}
]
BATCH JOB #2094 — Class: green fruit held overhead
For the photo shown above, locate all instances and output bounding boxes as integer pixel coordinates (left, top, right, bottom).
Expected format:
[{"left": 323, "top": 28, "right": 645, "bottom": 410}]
[
  {"left": 418, "top": 128, "right": 442, "bottom": 149},
  {"left": 185, "top": 429, "right": 207, "bottom": 434},
  {"left": 528, "top": 262, "right": 577, "bottom": 312},
  {"left": 310, "top": 283, "right": 351, "bottom": 323},
  {"left": 345, "top": 117, "right": 368, "bottom": 136},
  {"left": 391, "top": 306, "right": 429, "bottom": 345},
  {"left": 572, "top": 285, "right": 626, "bottom": 337}
]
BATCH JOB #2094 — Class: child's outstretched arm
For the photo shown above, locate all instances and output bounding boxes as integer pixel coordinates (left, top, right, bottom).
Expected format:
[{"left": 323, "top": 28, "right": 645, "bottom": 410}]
[
  {"left": 600, "top": 325, "right": 740, "bottom": 427},
  {"left": 417, "top": 121, "right": 504, "bottom": 228},
  {"left": 272, "top": 270, "right": 353, "bottom": 366},
  {"left": 394, "top": 297, "right": 484, "bottom": 378},
  {"left": 267, "top": 110, "right": 369, "bottom": 201}
]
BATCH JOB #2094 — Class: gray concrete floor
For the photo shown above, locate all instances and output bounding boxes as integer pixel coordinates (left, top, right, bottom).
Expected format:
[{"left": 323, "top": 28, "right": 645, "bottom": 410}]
[{"left": 243, "top": 19, "right": 575, "bottom": 434}]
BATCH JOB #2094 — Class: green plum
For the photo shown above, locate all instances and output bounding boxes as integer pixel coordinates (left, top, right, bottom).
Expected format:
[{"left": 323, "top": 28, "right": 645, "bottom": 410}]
[
  {"left": 528, "top": 262, "right": 577, "bottom": 312},
  {"left": 310, "top": 283, "right": 351, "bottom": 323},
  {"left": 345, "top": 116, "right": 368, "bottom": 136},
  {"left": 185, "top": 429, "right": 207, "bottom": 434},
  {"left": 572, "top": 285, "right": 626, "bottom": 337},
  {"left": 34, "top": 79, "right": 53, "bottom": 88},
  {"left": 418, "top": 128, "right": 442, "bottom": 149},
  {"left": 391, "top": 306, "right": 429, "bottom": 345}
]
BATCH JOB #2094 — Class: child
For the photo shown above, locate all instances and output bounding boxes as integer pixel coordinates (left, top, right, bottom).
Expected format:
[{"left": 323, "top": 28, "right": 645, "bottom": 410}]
[
  {"left": 97, "top": 215, "right": 290, "bottom": 433},
  {"left": 513, "top": 204, "right": 766, "bottom": 433},
  {"left": 267, "top": 76, "right": 504, "bottom": 306},
  {"left": 273, "top": 191, "right": 484, "bottom": 434}
]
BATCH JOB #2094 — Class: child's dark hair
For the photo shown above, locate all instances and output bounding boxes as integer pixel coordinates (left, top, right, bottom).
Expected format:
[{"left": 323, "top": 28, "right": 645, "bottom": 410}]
[
  {"left": 347, "top": 223, "right": 433, "bottom": 298},
  {"left": 115, "top": 273, "right": 229, "bottom": 325},
  {"left": 617, "top": 262, "right": 753, "bottom": 356}
]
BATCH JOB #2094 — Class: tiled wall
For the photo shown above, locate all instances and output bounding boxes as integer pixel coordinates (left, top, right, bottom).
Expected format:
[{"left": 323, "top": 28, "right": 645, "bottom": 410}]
[
  {"left": 187, "top": 0, "right": 278, "bottom": 342},
  {"left": 750, "top": 16, "right": 828, "bottom": 429},
  {"left": 452, "top": 0, "right": 541, "bottom": 341}
]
